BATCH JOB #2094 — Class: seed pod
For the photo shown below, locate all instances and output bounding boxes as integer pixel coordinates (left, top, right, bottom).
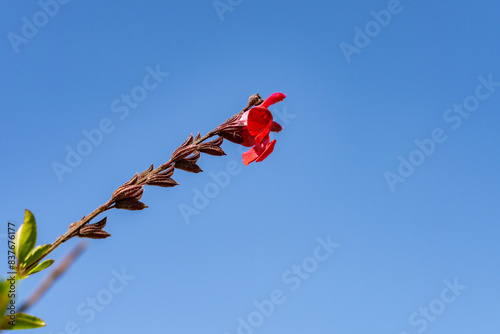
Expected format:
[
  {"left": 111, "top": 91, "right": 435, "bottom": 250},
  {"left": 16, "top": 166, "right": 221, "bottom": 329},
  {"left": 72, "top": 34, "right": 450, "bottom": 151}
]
[
  {"left": 112, "top": 184, "right": 144, "bottom": 202},
  {"left": 77, "top": 217, "right": 111, "bottom": 239},
  {"left": 247, "top": 93, "right": 263, "bottom": 109},
  {"left": 171, "top": 144, "right": 197, "bottom": 162},
  {"left": 204, "top": 136, "right": 224, "bottom": 147},
  {"left": 198, "top": 145, "right": 226, "bottom": 156},
  {"left": 85, "top": 217, "right": 107, "bottom": 230},
  {"left": 171, "top": 134, "right": 197, "bottom": 161},
  {"left": 138, "top": 164, "right": 154, "bottom": 182},
  {"left": 146, "top": 174, "right": 179, "bottom": 187},
  {"left": 174, "top": 160, "right": 203, "bottom": 173},
  {"left": 217, "top": 121, "right": 245, "bottom": 133},
  {"left": 159, "top": 164, "right": 175, "bottom": 178},
  {"left": 183, "top": 151, "right": 201, "bottom": 163},
  {"left": 113, "top": 198, "right": 148, "bottom": 211},
  {"left": 180, "top": 133, "right": 194, "bottom": 146},
  {"left": 78, "top": 229, "right": 111, "bottom": 239},
  {"left": 123, "top": 173, "right": 139, "bottom": 186}
]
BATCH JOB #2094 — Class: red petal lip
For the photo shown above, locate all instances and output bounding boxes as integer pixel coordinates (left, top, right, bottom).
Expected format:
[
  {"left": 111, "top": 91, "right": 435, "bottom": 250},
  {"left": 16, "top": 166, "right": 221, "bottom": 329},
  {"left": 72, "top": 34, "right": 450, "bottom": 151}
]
[
  {"left": 255, "top": 139, "right": 276, "bottom": 162},
  {"left": 260, "top": 92, "right": 286, "bottom": 109},
  {"left": 242, "top": 136, "right": 276, "bottom": 165},
  {"left": 242, "top": 147, "right": 258, "bottom": 166}
]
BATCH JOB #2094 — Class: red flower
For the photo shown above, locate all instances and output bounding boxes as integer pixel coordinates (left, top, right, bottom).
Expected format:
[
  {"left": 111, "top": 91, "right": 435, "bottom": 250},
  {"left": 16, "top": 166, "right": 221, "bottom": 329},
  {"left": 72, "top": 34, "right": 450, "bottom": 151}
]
[
  {"left": 242, "top": 135, "right": 277, "bottom": 165},
  {"left": 219, "top": 92, "right": 286, "bottom": 165}
]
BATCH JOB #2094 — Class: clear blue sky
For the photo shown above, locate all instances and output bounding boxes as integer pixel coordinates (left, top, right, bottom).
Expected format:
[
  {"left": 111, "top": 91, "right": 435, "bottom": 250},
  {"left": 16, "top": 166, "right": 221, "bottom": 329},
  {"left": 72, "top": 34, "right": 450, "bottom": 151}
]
[{"left": 1, "top": 0, "right": 500, "bottom": 333}]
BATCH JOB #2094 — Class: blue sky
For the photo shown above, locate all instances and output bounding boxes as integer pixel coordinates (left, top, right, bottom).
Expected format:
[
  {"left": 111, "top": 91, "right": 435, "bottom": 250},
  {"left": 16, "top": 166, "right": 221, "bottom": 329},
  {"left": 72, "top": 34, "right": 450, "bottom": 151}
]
[{"left": 1, "top": 0, "right": 500, "bottom": 333}]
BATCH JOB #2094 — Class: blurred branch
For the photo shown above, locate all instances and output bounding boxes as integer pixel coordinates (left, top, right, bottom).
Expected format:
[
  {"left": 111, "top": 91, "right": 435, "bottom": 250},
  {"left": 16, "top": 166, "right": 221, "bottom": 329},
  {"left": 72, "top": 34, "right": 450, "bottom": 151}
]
[{"left": 18, "top": 242, "right": 88, "bottom": 313}]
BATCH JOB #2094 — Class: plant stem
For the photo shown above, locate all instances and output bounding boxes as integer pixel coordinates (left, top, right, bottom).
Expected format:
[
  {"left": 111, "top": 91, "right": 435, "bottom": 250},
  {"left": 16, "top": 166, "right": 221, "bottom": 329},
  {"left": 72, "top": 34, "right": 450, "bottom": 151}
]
[
  {"left": 24, "top": 94, "right": 261, "bottom": 273},
  {"left": 23, "top": 200, "right": 112, "bottom": 273},
  {"left": 24, "top": 130, "right": 219, "bottom": 273},
  {"left": 151, "top": 130, "right": 218, "bottom": 175}
]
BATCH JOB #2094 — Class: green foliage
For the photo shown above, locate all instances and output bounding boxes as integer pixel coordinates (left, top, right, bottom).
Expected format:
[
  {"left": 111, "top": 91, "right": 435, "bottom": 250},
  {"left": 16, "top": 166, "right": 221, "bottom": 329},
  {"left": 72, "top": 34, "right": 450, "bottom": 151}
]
[
  {"left": 24, "top": 245, "right": 50, "bottom": 269},
  {"left": 26, "top": 260, "right": 55, "bottom": 276},
  {"left": 1, "top": 210, "right": 52, "bottom": 331},
  {"left": 1, "top": 280, "right": 47, "bottom": 330},
  {"left": 0, "top": 281, "right": 9, "bottom": 324},
  {"left": 13, "top": 210, "right": 37, "bottom": 266},
  {"left": 13, "top": 210, "right": 54, "bottom": 279},
  {"left": 0, "top": 313, "right": 46, "bottom": 330}
]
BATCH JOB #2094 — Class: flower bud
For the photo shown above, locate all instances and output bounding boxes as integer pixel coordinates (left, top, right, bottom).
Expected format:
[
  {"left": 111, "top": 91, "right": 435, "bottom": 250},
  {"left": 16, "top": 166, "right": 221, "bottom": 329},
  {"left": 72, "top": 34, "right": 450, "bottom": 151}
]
[
  {"left": 174, "top": 160, "right": 203, "bottom": 173},
  {"left": 112, "top": 184, "right": 144, "bottom": 202},
  {"left": 146, "top": 174, "right": 179, "bottom": 187},
  {"left": 113, "top": 198, "right": 148, "bottom": 211}
]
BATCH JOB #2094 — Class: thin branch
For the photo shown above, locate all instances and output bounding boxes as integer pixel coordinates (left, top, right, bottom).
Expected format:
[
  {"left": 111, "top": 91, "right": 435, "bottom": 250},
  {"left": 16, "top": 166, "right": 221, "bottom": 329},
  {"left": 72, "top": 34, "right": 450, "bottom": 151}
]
[
  {"left": 24, "top": 202, "right": 111, "bottom": 273},
  {"left": 23, "top": 93, "right": 264, "bottom": 274},
  {"left": 18, "top": 242, "right": 88, "bottom": 313}
]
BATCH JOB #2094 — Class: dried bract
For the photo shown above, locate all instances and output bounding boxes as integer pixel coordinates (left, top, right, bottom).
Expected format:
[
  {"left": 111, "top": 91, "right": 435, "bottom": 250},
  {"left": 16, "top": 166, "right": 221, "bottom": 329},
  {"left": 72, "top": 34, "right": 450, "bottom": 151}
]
[
  {"left": 77, "top": 217, "right": 111, "bottom": 239},
  {"left": 174, "top": 160, "right": 203, "bottom": 173},
  {"left": 198, "top": 146, "right": 226, "bottom": 156},
  {"left": 159, "top": 164, "right": 175, "bottom": 178},
  {"left": 198, "top": 136, "right": 225, "bottom": 156},
  {"left": 138, "top": 164, "right": 154, "bottom": 183},
  {"left": 247, "top": 93, "right": 263, "bottom": 110},
  {"left": 171, "top": 134, "right": 197, "bottom": 161},
  {"left": 111, "top": 184, "right": 144, "bottom": 202},
  {"left": 146, "top": 174, "right": 179, "bottom": 187},
  {"left": 78, "top": 230, "right": 111, "bottom": 239},
  {"left": 113, "top": 198, "right": 148, "bottom": 211}
]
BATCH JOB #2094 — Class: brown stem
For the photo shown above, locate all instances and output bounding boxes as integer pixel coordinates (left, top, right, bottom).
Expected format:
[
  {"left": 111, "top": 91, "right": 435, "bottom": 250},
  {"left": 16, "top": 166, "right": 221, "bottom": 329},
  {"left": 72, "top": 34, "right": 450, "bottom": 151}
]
[
  {"left": 24, "top": 94, "right": 263, "bottom": 273},
  {"left": 18, "top": 242, "right": 88, "bottom": 313},
  {"left": 151, "top": 130, "right": 219, "bottom": 176},
  {"left": 23, "top": 200, "right": 113, "bottom": 274}
]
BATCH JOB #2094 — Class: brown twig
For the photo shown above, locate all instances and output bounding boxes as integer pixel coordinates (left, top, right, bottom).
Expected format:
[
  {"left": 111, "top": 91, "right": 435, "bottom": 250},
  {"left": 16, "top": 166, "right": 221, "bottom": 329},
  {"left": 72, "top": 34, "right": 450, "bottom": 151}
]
[
  {"left": 23, "top": 93, "right": 264, "bottom": 274},
  {"left": 18, "top": 242, "right": 88, "bottom": 313},
  {"left": 23, "top": 202, "right": 111, "bottom": 274}
]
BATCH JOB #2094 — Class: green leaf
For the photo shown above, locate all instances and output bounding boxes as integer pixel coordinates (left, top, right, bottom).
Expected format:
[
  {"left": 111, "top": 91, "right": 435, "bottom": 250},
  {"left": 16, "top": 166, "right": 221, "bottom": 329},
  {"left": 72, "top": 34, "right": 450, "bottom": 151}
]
[
  {"left": 23, "top": 244, "right": 51, "bottom": 269},
  {"left": 26, "top": 259, "right": 54, "bottom": 276},
  {"left": 0, "top": 313, "right": 46, "bottom": 330},
  {"left": 13, "top": 210, "right": 38, "bottom": 266},
  {"left": 0, "top": 280, "right": 10, "bottom": 320}
]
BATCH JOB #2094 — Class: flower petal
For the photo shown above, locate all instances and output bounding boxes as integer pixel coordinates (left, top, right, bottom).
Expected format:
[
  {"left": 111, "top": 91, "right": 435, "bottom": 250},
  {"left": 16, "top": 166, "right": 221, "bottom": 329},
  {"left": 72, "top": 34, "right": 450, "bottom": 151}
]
[
  {"left": 240, "top": 129, "right": 256, "bottom": 146},
  {"left": 242, "top": 147, "right": 259, "bottom": 165},
  {"left": 247, "top": 107, "right": 272, "bottom": 144},
  {"left": 270, "top": 121, "right": 282, "bottom": 133},
  {"left": 256, "top": 139, "right": 276, "bottom": 162},
  {"left": 238, "top": 110, "right": 249, "bottom": 124},
  {"left": 242, "top": 136, "right": 276, "bottom": 165},
  {"left": 260, "top": 92, "right": 286, "bottom": 109}
]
